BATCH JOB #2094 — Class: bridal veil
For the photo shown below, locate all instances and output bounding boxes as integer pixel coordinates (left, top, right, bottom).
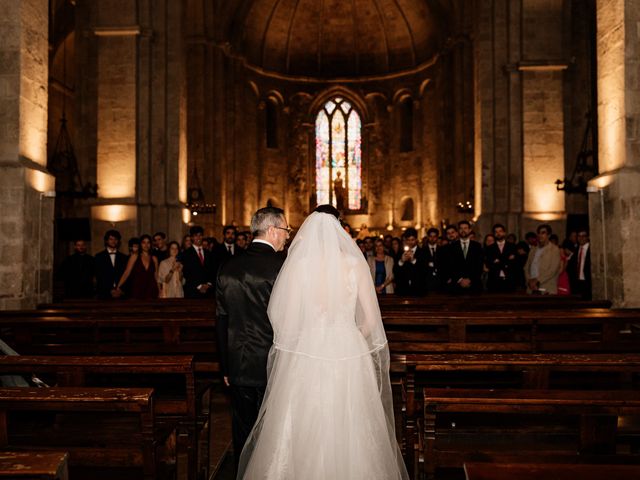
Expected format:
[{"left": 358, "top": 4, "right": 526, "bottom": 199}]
[{"left": 237, "top": 212, "right": 408, "bottom": 480}]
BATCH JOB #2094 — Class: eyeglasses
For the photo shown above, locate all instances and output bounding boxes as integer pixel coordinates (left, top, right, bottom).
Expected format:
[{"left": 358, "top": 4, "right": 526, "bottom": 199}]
[{"left": 274, "top": 226, "right": 293, "bottom": 234}]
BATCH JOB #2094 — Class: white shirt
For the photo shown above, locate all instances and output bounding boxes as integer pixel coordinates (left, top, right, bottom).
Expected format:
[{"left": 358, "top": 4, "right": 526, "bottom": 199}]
[
  {"left": 224, "top": 242, "right": 235, "bottom": 255},
  {"left": 529, "top": 244, "right": 546, "bottom": 279},
  {"left": 107, "top": 248, "right": 118, "bottom": 267},
  {"left": 577, "top": 242, "right": 590, "bottom": 281}
]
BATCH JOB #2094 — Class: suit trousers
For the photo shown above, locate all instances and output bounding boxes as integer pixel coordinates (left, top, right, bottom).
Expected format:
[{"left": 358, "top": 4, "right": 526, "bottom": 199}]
[{"left": 230, "top": 384, "right": 266, "bottom": 469}]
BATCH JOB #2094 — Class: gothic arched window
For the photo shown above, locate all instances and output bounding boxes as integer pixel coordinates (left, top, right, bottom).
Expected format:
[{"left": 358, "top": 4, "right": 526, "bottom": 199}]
[{"left": 315, "top": 97, "right": 362, "bottom": 210}]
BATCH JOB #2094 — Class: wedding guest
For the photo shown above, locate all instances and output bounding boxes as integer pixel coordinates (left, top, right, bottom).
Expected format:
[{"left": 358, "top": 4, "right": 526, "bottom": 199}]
[
  {"left": 367, "top": 239, "right": 395, "bottom": 294},
  {"left": 236, "top": 232, "right": 249, "bottom": 252},
  {"left": 180, "top": 225, "right": 216, "bottom": 298},
  {"left": 181, "top": 234, "right": 192, "bottom": 251},
  {"left": 363, "top": 237, "right": 375, "bottom": 258},
  {"left": 549, "top": 233, "right": 559, "bottom": 246},
  {"left": 485, "top": 224, "right": 518, "bottom": 293},
  {"left": 383, "top": 234, "right": 393, "bottom": 254},
  {"left": 424, "top": 228, "right": 442, "bottom": 292},
  {"left": 94, "top": 229, "right": 128, "bottom": 299},
  {"left": 116, "top": 234, "right": 159, "bottom": 299},
  {"left": 442, "top": 220, "right": 484, "bottom": 294},
  {"left": 524, "top": 224, "right": 561, "bottom": 295},
  {"left": 525, "top": 231, "right": 538, "bottom": 248},
  {"left": 128, "top": 237, "right": 140, "bottom": 256},
  {"left": 356, "top": 239, "right": 366, "bottom": 256},
  {"left": 445, "top": 225, "right": 459, "bottom": 243},
  {"left": 506, "top": 233, "right": 517, "bottom": 245},
  {"left": 394, "top": 228, "right": 427, "bottom": 296},
  {"left": 60, "top": 239, "right": 94, "bottom": 299},
  {"left": 390, "top": 237, "right": 403, "bottom": 262},
  {"left": 157, "top": 241, "right": 184, "bottom": 298},
  {"left": 557, "top": 239, "right": 573, "bottom": 296},
  {"left": 568, "top": 229, "right": 591, "bottom": 299},
  {"left": 152, "top": 231, "right": 169, "bottom": 262}
]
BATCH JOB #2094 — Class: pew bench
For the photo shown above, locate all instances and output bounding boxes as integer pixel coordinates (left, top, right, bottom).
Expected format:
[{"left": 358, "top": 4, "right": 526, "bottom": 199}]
[
  {"left": 0, "top": 451, "right": 68, "bottom": 479},
  {"left": 421, "top": 388, "right": 640, "bottom": 479},
  {"left": 0, "top": 355, "right": 207, "bottom": 480},
  {"left": 463, "top": 461, "right": 640, "bottom": 480},
  {"left": 384, "top": 311, "right": 640, "bottom": 353},
  {"left": 0, "top": 387, "right": 159, "bottom": 480}
]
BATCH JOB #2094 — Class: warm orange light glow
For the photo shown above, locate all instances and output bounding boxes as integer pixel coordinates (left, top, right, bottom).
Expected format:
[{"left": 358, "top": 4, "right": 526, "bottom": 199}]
[
  {"left": 182, "top": 208, "right": 191, "bottom": 224},
  {"left": 596, "top": 0, "right": 625, "bottom": 173},
  {"left": 26, "top": 169, "right": 55, "bottom": 193},
  {"left": 528, "top": 212, "right": 565, "bottom": 221},
  {"left": 589, "top": 174, "right": 613, "bottom": 190},
  {"left": 97, "top": 154, "right": 136, "bottom": 198},
  {"left": 523, "top": 71, "right": 565, "bottom": 214},
  {"left": 92, "top": 205, "right": 136, "bottom": 223}
]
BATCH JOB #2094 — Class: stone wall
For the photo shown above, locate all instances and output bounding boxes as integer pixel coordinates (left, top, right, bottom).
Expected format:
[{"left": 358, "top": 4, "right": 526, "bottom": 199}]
[
  {"left": 589, "top": 0, "right": 640, "bottom": 307},
  {"left": 0, "top": 0, "right": 54, "bottom": 309}
]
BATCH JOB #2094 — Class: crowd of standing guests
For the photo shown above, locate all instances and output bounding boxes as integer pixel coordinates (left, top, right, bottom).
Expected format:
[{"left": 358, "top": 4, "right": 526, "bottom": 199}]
[
  {"left": 59, "top": 225, "right": 251, "bottom": 300},
  {"left": 357, "top": 222, "right": 592, "bottom": 299},
  {"left": 60, "top": 220, "right": 592, "bottom": 301}
]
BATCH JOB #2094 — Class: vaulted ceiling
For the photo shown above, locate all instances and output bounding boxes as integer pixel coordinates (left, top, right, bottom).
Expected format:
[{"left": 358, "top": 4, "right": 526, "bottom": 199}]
[{"left": 227, "top": 0, "right": 449, "bottom": 79}]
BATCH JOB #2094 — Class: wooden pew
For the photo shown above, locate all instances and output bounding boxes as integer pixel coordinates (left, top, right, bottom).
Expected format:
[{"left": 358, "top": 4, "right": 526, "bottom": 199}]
[
  {"left": 463, "top": 462, "right": 640, "bottom": 480},
  {"left": 394, "top": 352, "right": 640, "bottom": 474},
  {"left": 421, "top": 389, "right": 640, "bottom": 480},
  {"left": 384, "top": 310, "right": 640, "bottom": 354},
  {"left": 0, "top": 387, "right": 158, "bottom": 480},
  {"left": 0, "top": 451, "right": 68, "bottom": 479},
  {"left": 378, "top": 294, "right": 612, "bottom": 311},
  {"left": 0, "top": 355, "right": 206, "bottom": 480}
]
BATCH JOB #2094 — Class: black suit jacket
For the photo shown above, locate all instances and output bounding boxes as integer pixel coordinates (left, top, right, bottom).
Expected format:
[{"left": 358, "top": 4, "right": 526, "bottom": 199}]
[
  {"left": 484, "top": 241, "right": 518, "bottom": 292},
  {"left": 94, "top": 249, "right": 128, "bottom": 299},
  {"left": 443, "top": 239, "right": 484, "bottom": 293},
  {"left": 179, "top": 246, "right": 216, "bottom": 299},
  {"left": 216, "top": 242, "right": 286, "bottom": 387},
  {"left": 568, "top": 244, "right": 592, "bottom": 296},
  {"left": 60, "top": 253, "right": 95, "bottom": 299},
  {"left": 424, "top": 245, "right": 442, "bottom": 292},
  {"left": 393, "top": 247, "right": 428, "bottom": 296}
]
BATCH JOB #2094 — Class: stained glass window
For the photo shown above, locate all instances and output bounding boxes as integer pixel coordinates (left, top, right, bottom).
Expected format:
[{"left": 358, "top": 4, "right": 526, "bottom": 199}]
[{"left": 315, "top": 97, "right": 362, "bottom": 210}]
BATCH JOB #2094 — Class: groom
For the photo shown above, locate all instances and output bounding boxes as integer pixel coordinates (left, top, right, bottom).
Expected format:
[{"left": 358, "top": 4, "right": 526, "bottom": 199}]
[{"left": 216, "top": 207, "right": 290, "bottom": 468}]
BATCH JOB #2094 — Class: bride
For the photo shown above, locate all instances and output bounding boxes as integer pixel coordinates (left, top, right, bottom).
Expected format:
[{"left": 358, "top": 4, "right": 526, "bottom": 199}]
[{"left": 237, "top": 205, "right": 408, "bottom": 480}]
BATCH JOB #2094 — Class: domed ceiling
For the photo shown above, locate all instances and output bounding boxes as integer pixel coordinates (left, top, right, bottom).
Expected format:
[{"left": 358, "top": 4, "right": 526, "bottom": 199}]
[{"left": 229, "top": 0, "right": 448, "bottom": 79}]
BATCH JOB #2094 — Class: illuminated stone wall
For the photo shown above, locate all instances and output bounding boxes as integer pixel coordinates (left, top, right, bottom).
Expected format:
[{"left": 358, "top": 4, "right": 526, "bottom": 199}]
[
  {"left": 0, "top": 0, "right": 54, "bottom": 308},
  {"left": 589, "top": 0, "right": 640, "bottom": 307}
]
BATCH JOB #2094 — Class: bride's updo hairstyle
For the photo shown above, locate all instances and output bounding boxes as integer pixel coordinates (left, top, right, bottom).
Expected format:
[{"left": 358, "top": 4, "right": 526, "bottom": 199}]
[{"left": 313, "top": 204, "right": 340, "bottom": 219}]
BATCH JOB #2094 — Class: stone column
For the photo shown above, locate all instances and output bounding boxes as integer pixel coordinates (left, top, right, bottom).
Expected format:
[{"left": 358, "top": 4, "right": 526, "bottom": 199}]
[
  {"left": 589, "top": 0, "right": 640, "bottom": 307},
  {"left": 0, "top": 0, "right": 54, "bottom": 309}
]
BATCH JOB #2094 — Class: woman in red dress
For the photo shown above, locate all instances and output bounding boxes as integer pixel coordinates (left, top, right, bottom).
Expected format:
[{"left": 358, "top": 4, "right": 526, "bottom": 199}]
[
  {"left": 116, "top": 234, "right": 159, "bottom": 299},
  {"left": 557, "top": 239, "right": 573, "bottom": 296}
]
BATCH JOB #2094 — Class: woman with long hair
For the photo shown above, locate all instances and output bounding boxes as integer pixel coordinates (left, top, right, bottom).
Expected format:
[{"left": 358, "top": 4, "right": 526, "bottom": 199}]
[{"left": 116, "top": 234, "right": 159, "bottom": 299}]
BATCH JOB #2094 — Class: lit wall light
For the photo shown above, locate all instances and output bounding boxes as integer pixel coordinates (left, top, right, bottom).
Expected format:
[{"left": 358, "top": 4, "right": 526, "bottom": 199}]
[
  {"left": 182, "top": 208, "right": 191, "bottom": 224},
  {"left": 26, "top": 169, "right": 55, "bottom": 193},
  {"left": 92, "top": 204, "right": 136, "bottom": 223},
  {"left": 529, "top": 212, "right": 565, "bottom": 222}
]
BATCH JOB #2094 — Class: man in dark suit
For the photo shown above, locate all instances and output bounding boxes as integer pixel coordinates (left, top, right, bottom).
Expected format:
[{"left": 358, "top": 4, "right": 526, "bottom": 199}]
[
  {"left": 424, "top": 227, "right": 442, "bottom": 293},
  {"left": 180, "top": 225, "right": 216, "bottom": 298},
  {"left": 568, "top": 229, "right": 591, "bottom": 299},
  {"left": 60, "top": 239, "right": 94, "bottom": 299},
  {"left": 444, "top": 220, "right": 484, "bottom": 293},
  {"left": 94, "top": 230, "right": 128, "bottom": 299},
  {"left": 393, "top": 227, "right": 427, "bottom": 296},
  {"left": 485, "top": 223, "right": 518, "bottom": 292},
  {"left": 216, "top": 207, "right": 289, "bottom": 468}
]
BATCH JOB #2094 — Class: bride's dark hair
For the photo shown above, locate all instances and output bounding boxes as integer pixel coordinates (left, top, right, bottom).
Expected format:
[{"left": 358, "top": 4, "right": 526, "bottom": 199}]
[{"left": 313, "top": 204, "right": 340, "bottom": 219}]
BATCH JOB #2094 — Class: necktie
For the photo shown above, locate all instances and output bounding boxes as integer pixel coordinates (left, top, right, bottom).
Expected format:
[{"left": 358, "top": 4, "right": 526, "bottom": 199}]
[
  {"left": 197, "top": 248, "right": 204, "bottom": 265},
  {"left": 462, "top": 242, "right": 468, "bottom": 259},
  {"left": 228, "top": 245, "right": 232, "bottom": 254},
  {"left": 431, "top": 247, "right": 435, "bottom": 257}
]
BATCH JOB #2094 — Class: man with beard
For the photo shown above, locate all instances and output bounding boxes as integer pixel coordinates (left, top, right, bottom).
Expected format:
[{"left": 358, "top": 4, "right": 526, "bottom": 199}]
[
  {"left": 484, "top": 223, "right": 518, "bottom": 292},
  {"left": 443, "top": 220, "right": 484, "bottom": 293}
]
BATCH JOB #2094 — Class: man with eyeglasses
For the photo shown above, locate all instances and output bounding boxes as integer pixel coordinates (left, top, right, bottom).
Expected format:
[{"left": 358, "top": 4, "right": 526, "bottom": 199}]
[
  {"left": 216, "top": 206, "right": 289, "bottom": 469},
  {"left": 524, "top": 224, "right": 561, "bottom": 295}
]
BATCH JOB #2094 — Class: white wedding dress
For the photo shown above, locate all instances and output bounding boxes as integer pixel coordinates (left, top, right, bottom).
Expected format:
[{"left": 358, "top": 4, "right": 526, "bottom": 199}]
[{"left": 237, "top": 212, "right": 408, "bottom": 480}]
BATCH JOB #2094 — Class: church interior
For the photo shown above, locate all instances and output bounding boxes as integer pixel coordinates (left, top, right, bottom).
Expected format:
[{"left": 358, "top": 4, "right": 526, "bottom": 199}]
[{"left": 1, "top": 0, "right": 640, "bottom": 479}]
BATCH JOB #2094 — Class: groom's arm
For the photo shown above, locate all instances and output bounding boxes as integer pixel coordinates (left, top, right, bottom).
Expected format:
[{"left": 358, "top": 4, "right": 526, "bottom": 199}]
[{"left": 215, "top": 273, "right": 230, "bottom": 386}]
